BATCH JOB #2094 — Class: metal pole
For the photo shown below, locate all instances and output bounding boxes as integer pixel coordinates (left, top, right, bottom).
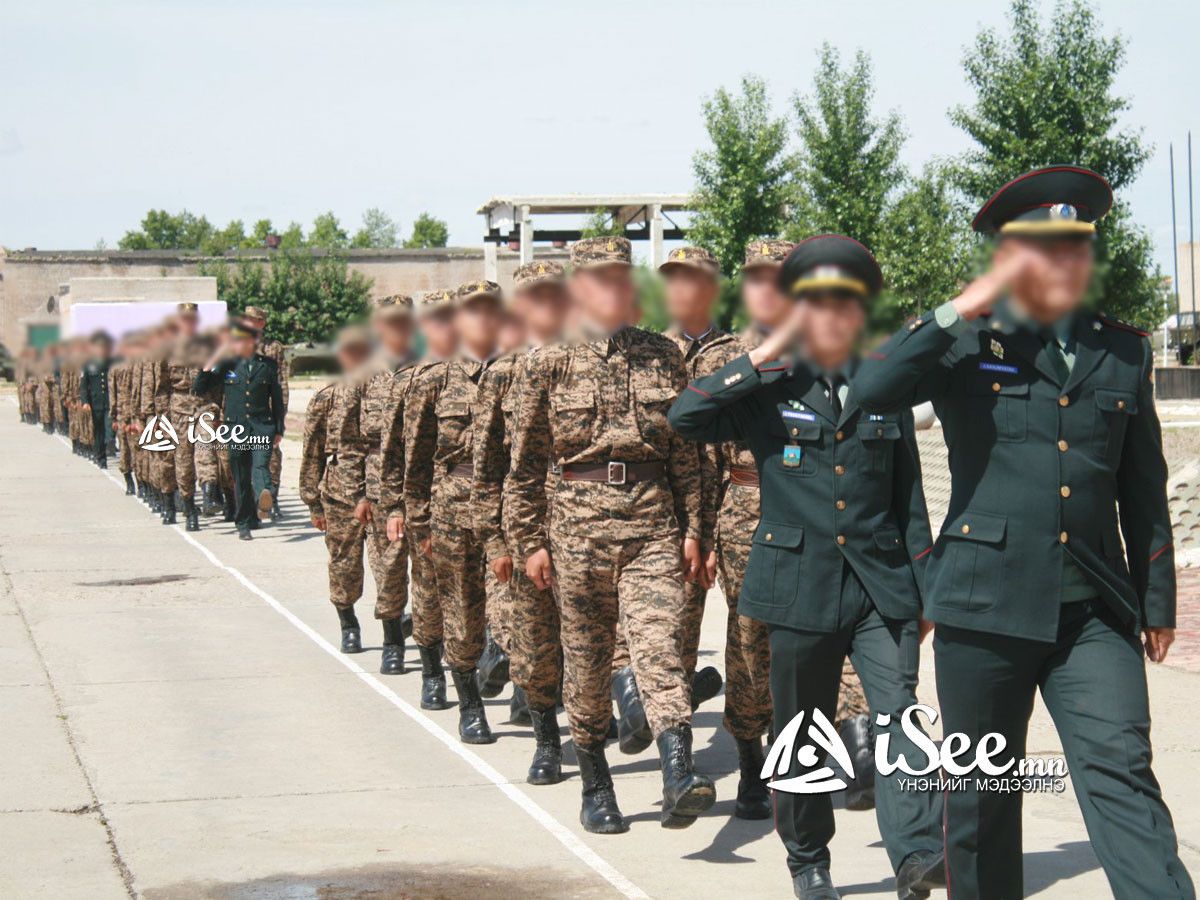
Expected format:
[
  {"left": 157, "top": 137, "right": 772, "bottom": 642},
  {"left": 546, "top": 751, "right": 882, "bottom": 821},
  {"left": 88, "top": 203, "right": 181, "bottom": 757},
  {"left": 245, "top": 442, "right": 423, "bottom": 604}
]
[
  {"left": 1190, "top": 132, "right": 1196, "bottom": 346},
  {"left": 1171, "top": 144, "right": 1180, "bottom": 364}
]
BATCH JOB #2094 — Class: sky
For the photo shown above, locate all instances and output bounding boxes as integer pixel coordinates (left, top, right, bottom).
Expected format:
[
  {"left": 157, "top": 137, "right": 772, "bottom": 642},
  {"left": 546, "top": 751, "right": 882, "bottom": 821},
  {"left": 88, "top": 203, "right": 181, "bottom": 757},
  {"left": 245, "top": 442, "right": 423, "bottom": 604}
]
[{"left": 2, "top": 0, "right": 1197, "bottom": 278}]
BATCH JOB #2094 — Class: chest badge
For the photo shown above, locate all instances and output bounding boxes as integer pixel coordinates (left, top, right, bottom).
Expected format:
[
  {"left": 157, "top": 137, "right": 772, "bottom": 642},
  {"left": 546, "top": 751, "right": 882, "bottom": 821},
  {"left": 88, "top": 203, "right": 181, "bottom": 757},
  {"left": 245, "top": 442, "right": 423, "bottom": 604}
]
[
  {"left": 782, "top": 445, "right": 803, "bottom": 468},
  {"left": 990, "top": 338, "right": 1005, "bottom": 360},
  {"left": 787, "top": 400, "right": 805, "bottom": 410}
]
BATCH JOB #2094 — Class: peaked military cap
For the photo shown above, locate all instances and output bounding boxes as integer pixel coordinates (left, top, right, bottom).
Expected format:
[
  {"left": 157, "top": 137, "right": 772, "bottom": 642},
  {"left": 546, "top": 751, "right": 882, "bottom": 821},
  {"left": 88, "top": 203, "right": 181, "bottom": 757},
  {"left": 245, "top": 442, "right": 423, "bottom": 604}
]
[
  {"left": 373, "top": 294, "right": 414, "bottom": 319},
  {"left": 570, "top": 236, "right": 632, "bottom": 270},
  {"left": 659, "top": 245, "right": 720, "bottom": 278},
  {"left": 456, "top": 279, "right": 503, "bottom": 305},
  {"left": 513, "top": 260, "right": 566, "bottom": 290},
  {"left": 779, "top": 234, "right": 883, "bottom": 299},
  {"left": 972, "top": 165, "right": 1113, "bottom": 237},
  {"left": 176, "top": 302, "right": 199, "bottom": 317},
  {"left": 742, "top": 239, "right": 795, "bottom": 271}
]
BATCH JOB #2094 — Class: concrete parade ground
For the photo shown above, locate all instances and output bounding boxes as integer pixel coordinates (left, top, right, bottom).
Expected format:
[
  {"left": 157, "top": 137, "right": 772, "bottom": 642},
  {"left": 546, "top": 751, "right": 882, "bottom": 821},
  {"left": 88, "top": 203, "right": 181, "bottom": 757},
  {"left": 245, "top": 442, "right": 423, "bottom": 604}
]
[{"left": 3, "top": 401, "right": 1200, "bottom": 900}]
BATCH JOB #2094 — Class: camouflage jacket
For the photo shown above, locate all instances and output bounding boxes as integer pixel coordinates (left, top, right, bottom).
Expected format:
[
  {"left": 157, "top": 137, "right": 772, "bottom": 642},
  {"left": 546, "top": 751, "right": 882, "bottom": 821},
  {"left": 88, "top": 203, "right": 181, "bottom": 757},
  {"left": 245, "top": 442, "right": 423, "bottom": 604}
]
[
  {"left": 156, "top": 333, "right": 213, "bottom": 414},
  {"left": 694, "top": 327, "right": 766, "bottom": 548},
  {"left": 469, "top": 346, "right": 551, "bottom": 563},
  {"left": 664, "top": 325, "right": 729, "bottom": 552},
  {"left": 109, "top": 359, "right": 136, "bottom": 423},
  {"left": 140, "top": 345, "right": 168, "bottom": 419},
  {"left": 298, "top": 378, "right": 358, "bottom": 514},
  {"left": 377, "top": 359, "right": 439, "bottom": 522},
  {"left": 337, "top": 354, "right": 420, "bottom": 506},
  {"left": 506, "top": 326, "right": 701, "bottom": 559},
  {"left": 403, "top": 355, "right": 492, "bottom": 540},
  {"left": 257, "top": 337, "right": 289, "bottom": 412}
]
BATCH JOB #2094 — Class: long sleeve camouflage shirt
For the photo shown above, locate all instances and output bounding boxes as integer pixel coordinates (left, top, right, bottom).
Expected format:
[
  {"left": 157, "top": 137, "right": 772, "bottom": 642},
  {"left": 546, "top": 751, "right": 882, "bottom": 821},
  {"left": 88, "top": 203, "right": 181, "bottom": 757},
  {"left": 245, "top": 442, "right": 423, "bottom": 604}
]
[
  {"left": 377, "top": 360, "right": 437, "bottom": 522},
  {"left": 506, "top": 326, "right": 701, "bottom": 560},
  {"left": 298, "top": 378, "right": 359, "bottom": 514},
  {"left": 337, "top": 354, "right": 419, "bottom": 506},
  {"left": 257, "top": 337, "right": 289, "bottom": 413}
]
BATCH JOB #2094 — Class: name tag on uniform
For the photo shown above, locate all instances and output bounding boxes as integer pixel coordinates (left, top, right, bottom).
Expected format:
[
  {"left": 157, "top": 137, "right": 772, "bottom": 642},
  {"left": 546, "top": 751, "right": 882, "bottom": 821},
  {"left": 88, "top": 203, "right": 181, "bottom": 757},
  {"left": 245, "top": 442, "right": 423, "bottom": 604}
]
[
  {"left": 979, "top": 362, "right": 1019, "bottom": 375},
  {"left": 781, "top": 409, "right": 816, "bottom": 421},
  {"left": 782, "top": 445, "right": 803, "bottom": 467}
]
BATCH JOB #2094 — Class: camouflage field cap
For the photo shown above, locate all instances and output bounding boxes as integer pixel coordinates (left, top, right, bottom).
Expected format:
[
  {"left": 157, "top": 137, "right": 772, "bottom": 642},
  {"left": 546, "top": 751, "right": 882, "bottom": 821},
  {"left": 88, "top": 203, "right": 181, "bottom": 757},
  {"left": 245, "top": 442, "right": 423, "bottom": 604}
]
[
  {"left": 570, "top": 236, "right": 632, "bottom": 270},
  {"left": 243, "top": 306, "right": 268, "bottom": 321},
  {"left": 455, "top": 279, "right": 503, "bottom": 305},
  {"left": 334, "top": 324, "right": 372, "bottom": 352},
  {"left": 513, "top": 260, "right": 566, "bottom": 290},
  {"left": 742, "top": 239, "right": 796, "bottom": 271},
  {"left": 373, "top": 294, "right": 414, "bottom": 320},
  {"left": 416, "top": 289, "right": 455, "bottom": 317},
  {"left": 176, "top": 301, "right": 199, "bottom": 317},
  {"left": 659, "top": 245, "right": 720, "bottom": 278}
]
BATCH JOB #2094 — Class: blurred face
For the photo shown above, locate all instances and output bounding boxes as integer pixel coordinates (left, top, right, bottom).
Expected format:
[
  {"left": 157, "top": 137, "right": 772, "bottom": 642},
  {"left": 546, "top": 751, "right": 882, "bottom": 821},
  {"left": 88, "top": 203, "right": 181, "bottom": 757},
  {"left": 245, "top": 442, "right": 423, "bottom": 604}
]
[
  {"left": 336, "top": 344, "right": 371, "bottom": 372},
  {"left": 90, "top": 339, "right": 111, "bottom": 359},
  {"left": 178, "top": 315, "right": 199, "bottom": 337},
  {"left": 996, "top": 237, "right": 1094, "bottom": 323},
  {"left": 570, "top": 265, "right": 635, "bottom": 331},
  {"left": 515, "top": 283, "right": 568, "bottom": 342},
  {"left": 231, "top": 334, "right": 257, "bottom": 357},
  {"left": 455, "top": 297, "right": 502, "bottom": 353},
  {"left": 742, "top": 266, "right": 790, "bottom": 330},
  {"left": 374, "top": 315, "right": 413, "bottom": 358},
  {"left": 664, "top": 267, "right": 718, "bottom": 329},
  {"left": 419, "top": 310, "right": 457, "bottom": 359},
  {"left": 800, "top": 292, "right": 865, "bottom": 368},
  {"left": 497, "top": 313, "right": 525, "bottom": 354},
  {"left": 245, "top": 316, "right": 266, "bottom": 332}
]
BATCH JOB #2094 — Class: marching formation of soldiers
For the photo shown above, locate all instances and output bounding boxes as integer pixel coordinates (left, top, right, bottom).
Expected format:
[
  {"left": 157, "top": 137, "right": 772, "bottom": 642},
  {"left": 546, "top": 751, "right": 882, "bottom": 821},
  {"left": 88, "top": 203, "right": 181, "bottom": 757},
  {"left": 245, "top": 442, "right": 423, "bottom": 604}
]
[{"left": 15, "top": 164, "right": 1196, "bottom": 900}]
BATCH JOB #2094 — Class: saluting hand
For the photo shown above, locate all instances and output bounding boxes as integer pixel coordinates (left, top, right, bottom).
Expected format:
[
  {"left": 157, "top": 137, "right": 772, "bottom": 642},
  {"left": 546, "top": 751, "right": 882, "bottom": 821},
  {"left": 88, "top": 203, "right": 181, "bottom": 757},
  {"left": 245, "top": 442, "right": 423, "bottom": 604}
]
[
  {"left": 1144, "top": 627, "right": 1175, "bottom": 663},
  {"left": 950, "top": 248, "right": 1042, "bottom": 321},
  {"left": 385, "top": 516, "right": 404, "bottom": 543},
  {"left": 748, "top": 301, "right": 807, "bottom": 370},
  {"left": 526, "top": 547, "right": 553, "bottom": 590}
]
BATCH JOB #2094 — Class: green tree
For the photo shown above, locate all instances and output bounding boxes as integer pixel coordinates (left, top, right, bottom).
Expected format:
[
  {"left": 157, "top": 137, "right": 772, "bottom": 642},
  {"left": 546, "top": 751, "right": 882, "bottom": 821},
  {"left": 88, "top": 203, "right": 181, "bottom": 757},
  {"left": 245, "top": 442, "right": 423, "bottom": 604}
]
[
  {"left": 949, "top": 0, "right": 1159, "bottom": 325},
  {"left": 351, "top": 208, "right": 399, "bottom": 248},
  {"left": 689, "top": 75, "right": 795, "bottom": 277},
  {"left": 278, "top": 221, "right": 305, "bottom": 249},
  {"left": 404, "top": 212, "right": 450, "bottom": 248},
  {"left": 786, "top": 45, "right": 906, "bottom": 253},
  {"left": 579, "top": 208, "right": 625, "bottom": 239},
  {"left": 251, "top": 219, "right": 275, "bottom": 246},
  {"left": 119, "top": 209, "right": 215, "bottom": 251},
  {"left": 308, "top": 211, "right": 349, "bottom": 249}
]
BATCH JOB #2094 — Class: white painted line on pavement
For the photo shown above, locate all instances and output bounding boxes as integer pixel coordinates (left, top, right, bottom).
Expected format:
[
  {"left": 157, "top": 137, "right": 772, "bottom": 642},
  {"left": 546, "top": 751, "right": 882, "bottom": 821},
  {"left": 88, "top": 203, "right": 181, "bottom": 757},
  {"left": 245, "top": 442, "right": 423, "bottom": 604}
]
[{"left": 44, "top": 426, "right": 650, "bottom": 900}]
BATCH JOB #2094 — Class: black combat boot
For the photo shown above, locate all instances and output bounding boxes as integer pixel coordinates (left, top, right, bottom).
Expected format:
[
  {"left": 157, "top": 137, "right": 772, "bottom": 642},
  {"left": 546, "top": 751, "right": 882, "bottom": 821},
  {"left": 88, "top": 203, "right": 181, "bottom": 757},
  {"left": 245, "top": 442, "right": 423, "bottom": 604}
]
[
  {"left": 201, "top": 482, "right": 221, "bottom": 516},
  {"left": 183, "top": 497, "right": 200, "bottom": 532},
  {"left": 337, "top": 607, "right": 362, "bottom": 654},
  {"left": 400, "top": 612, "right": 413, "bottom": 639},
  {"left": 576, "top": 742, "right": 628, "bottom": 834},
  {"left": 526, "top": 705, "right": 563, "bottom": 785},
  {"left": 793, "top": 868, "right": 840, "bottom": 900},
  {"left": 379, "top": 617, "right": 405, "bottom": 675},
  {"left": 222, "top": 489, "right": 237, "bottom": 522},
  {"left": 123, "top": 472, "right": 135, "bottom": 495},
  {"left": 476, "top": 636, "right": 510, "bottom": 699},
  {"left": 417, "top": 643, "right": 450, "bottom": 710},
  {"left": 657, "top": 724, "right": 716, "bottom": 828},
  {"left": 509, "top": 684, "right": 531, "bottom": 725},
  {"left": 161, "top": 492, "right": 177, "bottom": 525},
  {"left": 611, "top": 666, "right": 652, "bottom": 754},
  {"left": 237, "top": 526, "right": 253, "bottom": 541},
  {"left": 734, "top": 736, "right": 772, "bottom": 819},
  {"left": 450, "top": 668, "right": 494, "bottom": 744},
  {"left": 895, "top": 849, "right": 946, "bottom": 900},
  {"left": 691, "top": 665, "right": 724, "bottom": 711},
  {"left": 839, "top": 714, "right": 876, "bottom": 811}
]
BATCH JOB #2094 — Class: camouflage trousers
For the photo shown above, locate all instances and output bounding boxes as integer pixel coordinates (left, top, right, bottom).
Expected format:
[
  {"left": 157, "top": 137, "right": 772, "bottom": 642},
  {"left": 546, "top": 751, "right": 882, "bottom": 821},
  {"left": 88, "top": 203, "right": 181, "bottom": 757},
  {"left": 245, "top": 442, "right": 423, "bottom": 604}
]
[
  {"left": 365, "top": 499, "right": 409, "bottom": 619},
  {"left": 430, "top": 515, "right": 502, "bottom": 672},
  {"left": 269, "top": 445, "right": 282, "bottom": 494},
  {"left": 194, "top": 439, "right": 234, "bottom": 491},
  {"left": 611, "top": 579, "right": 705, "bottom": 678},
  {"left": 508, "top": 567, "right": 562, "bottom": 710},
  {"left": 551, "top": 531, "right": 691, "bottom": 748},
  {"left": 38, "top": 386, "right": 53, "bottom": 424},
  {"left": 116, "top": 423, "right": 136, "bottom": 474},
  {"left": 409, "top": 533, "right": 443, "bottom": 648},
  {"left": 715, "top": 536, "right": 773, "bottom": 740},
  {"left": 322, "top": 497, "right": 407, "bottom": 619},
  {"left": 165, "top": 408, "right": 200, "bottom": 497}
]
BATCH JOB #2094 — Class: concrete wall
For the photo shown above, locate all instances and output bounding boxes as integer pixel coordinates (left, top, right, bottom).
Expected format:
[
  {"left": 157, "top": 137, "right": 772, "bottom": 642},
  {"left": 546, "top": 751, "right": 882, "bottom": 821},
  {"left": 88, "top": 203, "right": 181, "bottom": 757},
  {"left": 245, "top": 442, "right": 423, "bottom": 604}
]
[{"left": 0, "top": 246, "right": 568, "bottom": 349}]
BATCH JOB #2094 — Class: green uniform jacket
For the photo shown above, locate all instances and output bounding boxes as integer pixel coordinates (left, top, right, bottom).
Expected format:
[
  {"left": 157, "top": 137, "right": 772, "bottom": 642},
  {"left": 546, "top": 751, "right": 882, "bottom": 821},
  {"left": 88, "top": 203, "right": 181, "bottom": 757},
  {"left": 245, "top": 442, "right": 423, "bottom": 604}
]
[
  {"left": 668, "top": 352, "right": 932, "bottom": 632},
  {"left": 853, "top": 307, "right": 1174, "bottom": 642},
  {"left": 193, "top": 354, "right": 285, "bottom": 440},
  {"left": 80, "top": 359, "right": 110, "bottom": 411}
]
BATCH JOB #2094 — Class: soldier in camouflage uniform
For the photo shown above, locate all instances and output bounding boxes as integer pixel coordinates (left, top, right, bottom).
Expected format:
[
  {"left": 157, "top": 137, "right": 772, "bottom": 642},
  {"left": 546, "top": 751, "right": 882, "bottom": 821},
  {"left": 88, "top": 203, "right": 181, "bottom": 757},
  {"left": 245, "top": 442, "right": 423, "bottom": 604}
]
[
  {"left": 403, "top": 280, "right": 505, "bottom": 745},
  {"left": 129, "top": 332, "right": 154, "bottom": 505},
  {"left": 141, "top": 319, "right": 179, "bottom": 518},
  {"left": 38, "top": 344, "right": 58, "bottom": 434},
  {"left": 507, "top": 237, "right": 715, "bottom": 834},
  {"left": 242, "top": 306, "right": 288, "bottom": 521},
  {"left": 337, "top": 295, "right": 419, "bottom": 676},
  {"left": 153, "top": 303, "right": 213, "bottom": 531},
  {"left": 298, "top": 327, "right": 375, "bottom": 642},
  {"left": 109, "top": 333, "right": 140, "bottom": 494},
  {"left": 470, "top": 260, "right": 570, "bottom": 783},
  {"left": 379, "top": 289, "right": 459, "bottom": 710}
]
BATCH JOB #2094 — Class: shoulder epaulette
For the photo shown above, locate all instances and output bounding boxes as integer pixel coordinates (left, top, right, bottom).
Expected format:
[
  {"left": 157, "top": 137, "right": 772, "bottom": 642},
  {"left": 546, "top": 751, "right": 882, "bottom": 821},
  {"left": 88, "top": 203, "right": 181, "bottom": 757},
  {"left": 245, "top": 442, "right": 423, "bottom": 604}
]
[{"left": 1098, "top": 313, "right": 1149, "bottom": 338}]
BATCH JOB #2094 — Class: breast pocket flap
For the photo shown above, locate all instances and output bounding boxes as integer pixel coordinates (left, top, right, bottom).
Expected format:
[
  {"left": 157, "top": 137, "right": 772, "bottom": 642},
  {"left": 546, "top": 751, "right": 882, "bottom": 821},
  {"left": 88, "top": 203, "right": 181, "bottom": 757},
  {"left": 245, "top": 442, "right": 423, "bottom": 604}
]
[
  {"left": 858, "top": 420, "right": 902, "bottom": 441},
  {"left": 551, "top": 389, "right": 595, "bottom": 412},
  {"left": 753, "top": 521, "right": 803, "bottom": 549},
  {"left": 1095, "top": 388, "right": 1137, "bottom": 415},
  {"left": 944, "top": 511, "right": 1007, "bottom": 544}
]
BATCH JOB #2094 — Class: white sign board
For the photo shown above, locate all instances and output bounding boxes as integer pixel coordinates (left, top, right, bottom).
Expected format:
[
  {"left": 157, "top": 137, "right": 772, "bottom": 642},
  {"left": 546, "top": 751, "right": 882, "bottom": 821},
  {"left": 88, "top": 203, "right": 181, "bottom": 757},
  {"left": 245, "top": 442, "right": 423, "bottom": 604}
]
[{"left": 67, "top": 300, "right": 228, "bottom": 339}]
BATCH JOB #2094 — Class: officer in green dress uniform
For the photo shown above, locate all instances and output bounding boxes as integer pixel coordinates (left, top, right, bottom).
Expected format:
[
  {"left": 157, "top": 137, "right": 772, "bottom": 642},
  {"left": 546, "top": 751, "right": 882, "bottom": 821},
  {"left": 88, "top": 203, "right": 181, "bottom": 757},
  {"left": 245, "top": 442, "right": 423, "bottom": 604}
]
[
  {"left": 80, "top": 330, "right": 114, "bottom": 468},
  {"left": 669, "top": 235, "right": 945, "bottom": 900},
  {"left": 854, "top": 165, "right": 1194, "bottom": 900},
  {"left": 194, "top": 321, "right": 285, "bottom": 540}
]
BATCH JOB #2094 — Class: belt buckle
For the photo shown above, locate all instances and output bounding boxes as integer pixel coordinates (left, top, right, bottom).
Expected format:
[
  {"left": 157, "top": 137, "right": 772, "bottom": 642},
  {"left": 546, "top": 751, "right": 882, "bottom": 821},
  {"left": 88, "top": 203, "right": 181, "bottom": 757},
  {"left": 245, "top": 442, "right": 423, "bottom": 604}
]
[{"left": 607, "top": 461, "right": 627, "bottom": 485}]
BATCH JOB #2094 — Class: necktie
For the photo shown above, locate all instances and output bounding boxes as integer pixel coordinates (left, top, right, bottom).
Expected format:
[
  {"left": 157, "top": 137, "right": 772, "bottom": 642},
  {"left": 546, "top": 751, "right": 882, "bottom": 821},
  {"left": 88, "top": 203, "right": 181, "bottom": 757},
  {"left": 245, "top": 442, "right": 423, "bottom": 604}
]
[{"left": 824, "top": 374, "right": 843, "bottom": 416}]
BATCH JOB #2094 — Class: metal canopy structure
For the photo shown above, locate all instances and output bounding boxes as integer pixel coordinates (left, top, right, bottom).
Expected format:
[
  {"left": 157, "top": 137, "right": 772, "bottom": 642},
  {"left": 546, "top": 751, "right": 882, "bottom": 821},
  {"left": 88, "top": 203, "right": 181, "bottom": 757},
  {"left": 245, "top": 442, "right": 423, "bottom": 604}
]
[{"left": 476, "top": 193, "right": 693, "bottom": 279}]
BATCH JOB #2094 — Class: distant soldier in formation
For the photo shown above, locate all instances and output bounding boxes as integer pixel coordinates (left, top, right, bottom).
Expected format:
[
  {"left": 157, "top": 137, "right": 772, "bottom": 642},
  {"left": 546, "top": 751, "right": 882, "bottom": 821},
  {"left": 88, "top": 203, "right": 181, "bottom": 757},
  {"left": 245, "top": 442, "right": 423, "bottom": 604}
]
[
  {"left": 109, "top": 332, "right": 140, "bottom": 494},
  {"left": 143, "top": 318, "right": 180, "bottom": 521},
  {"left": 242, "top": 306, "right": 289, "bottom": 521},
  {"left": 79, "top": 331, "right": 114, "bottom": 468},
  {"left": 471, "top": 260, "right": 570, "bottom": 782}
]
